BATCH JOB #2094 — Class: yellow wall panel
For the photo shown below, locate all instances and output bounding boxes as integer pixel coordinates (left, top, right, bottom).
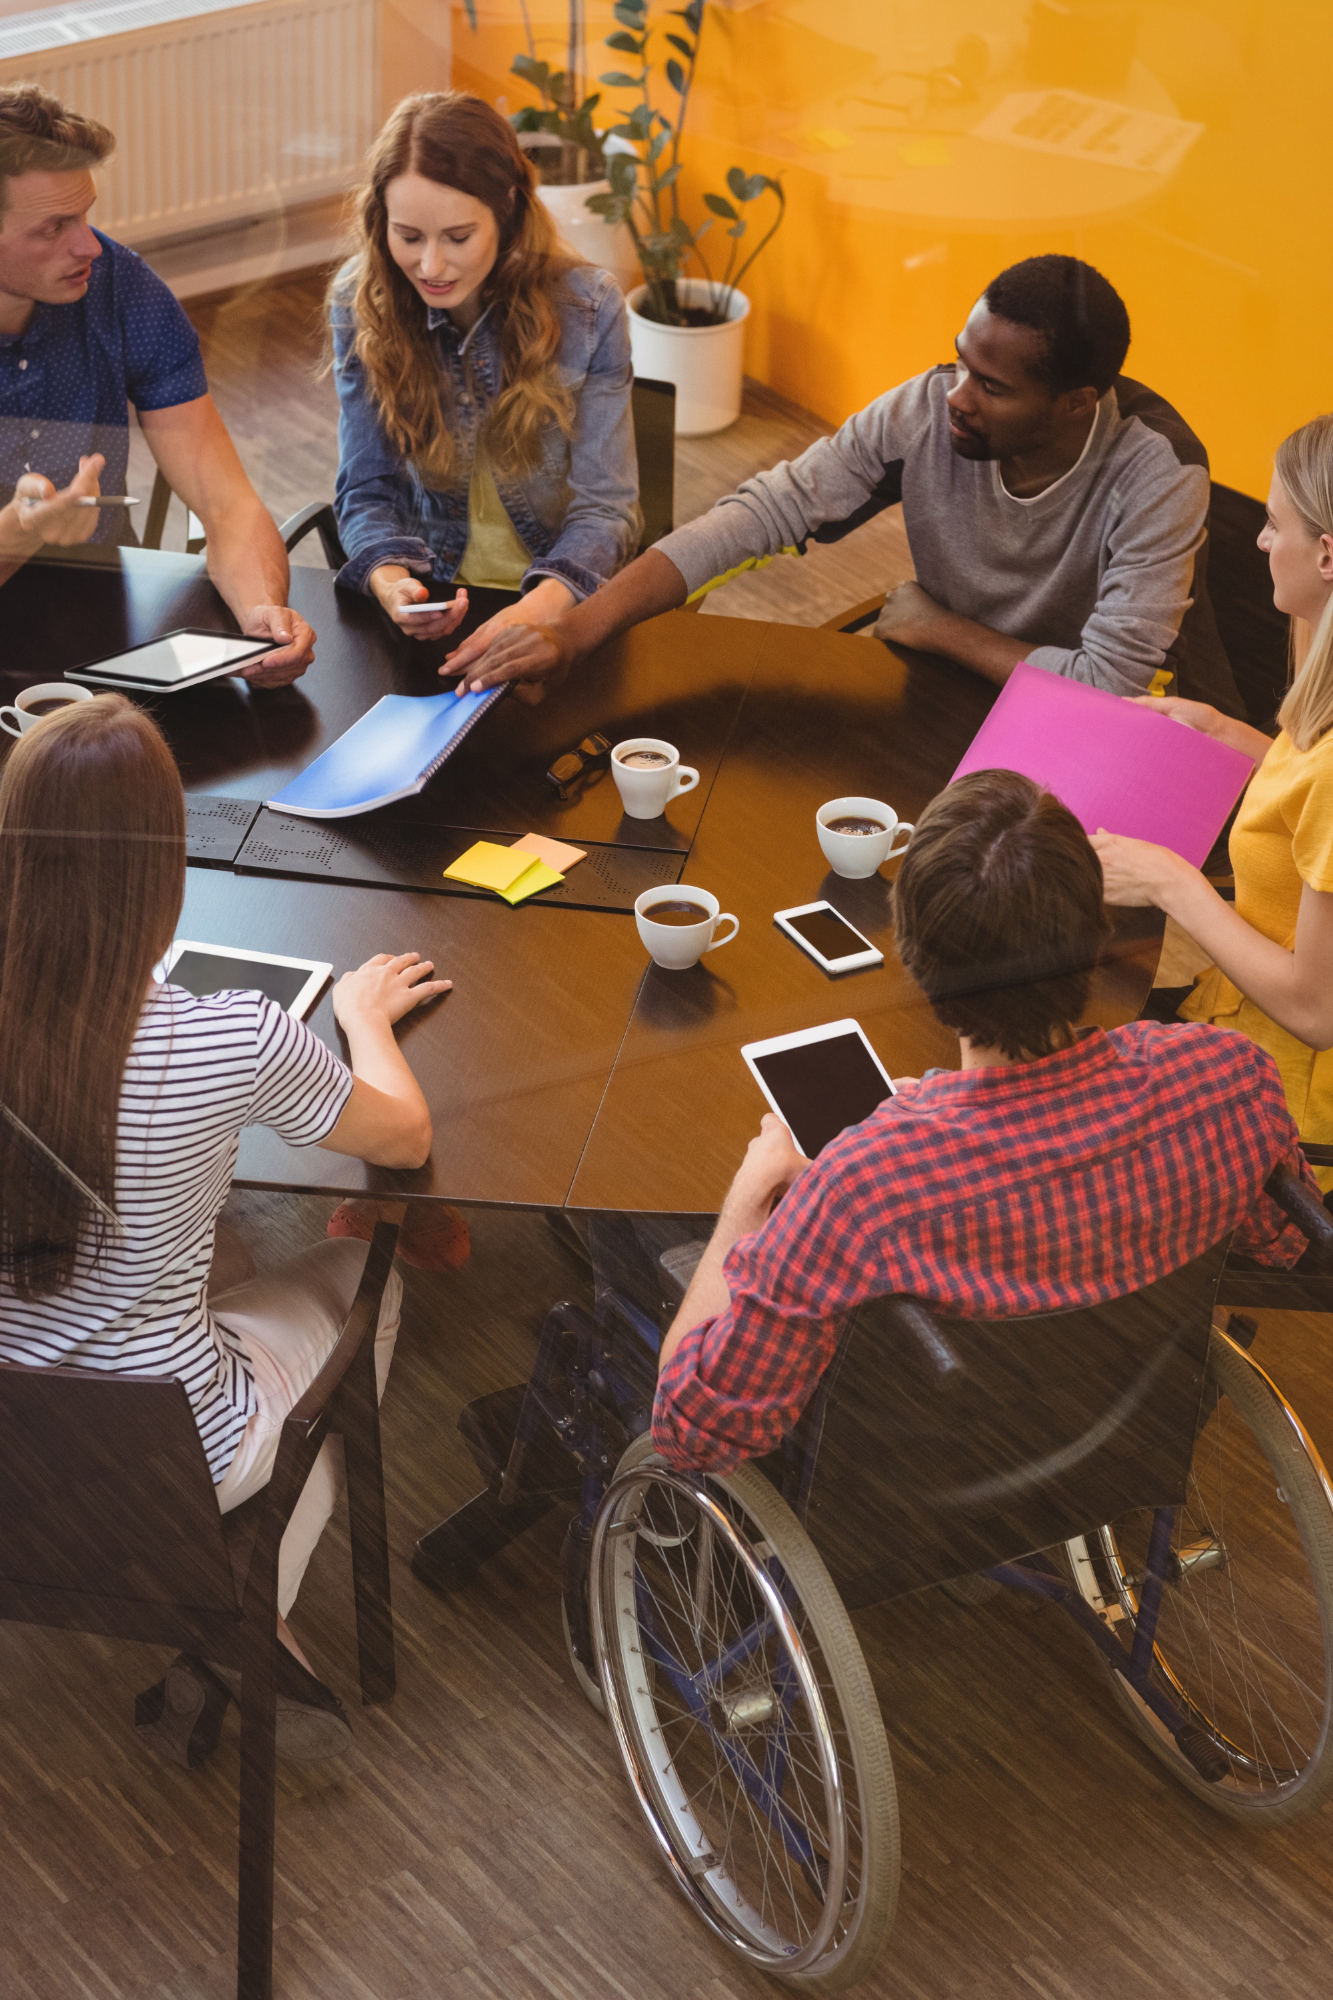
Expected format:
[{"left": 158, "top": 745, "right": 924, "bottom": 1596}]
[{"left": 452, "top": 2, "right": 1333, "bottom": 499}]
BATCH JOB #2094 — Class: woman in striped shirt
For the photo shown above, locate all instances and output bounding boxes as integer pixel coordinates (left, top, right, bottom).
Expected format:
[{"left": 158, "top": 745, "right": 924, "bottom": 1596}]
[{"left": 0, "top": 695, "right": 446, "bottom": 1763}]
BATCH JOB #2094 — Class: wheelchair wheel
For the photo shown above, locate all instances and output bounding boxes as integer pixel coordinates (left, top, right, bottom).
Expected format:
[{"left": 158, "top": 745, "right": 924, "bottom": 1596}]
[
  {"left": 1065, "top": 1326, "right": 1333, "bottom": 1822},
  {"left": 589, "top": 1434, "right": 898, "bottom": 1991}
]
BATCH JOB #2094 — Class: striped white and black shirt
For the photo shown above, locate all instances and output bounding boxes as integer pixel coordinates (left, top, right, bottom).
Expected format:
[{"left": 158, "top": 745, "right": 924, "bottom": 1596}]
[{"left": 0, "top": 983, "right": 354, "bottom": 1481}]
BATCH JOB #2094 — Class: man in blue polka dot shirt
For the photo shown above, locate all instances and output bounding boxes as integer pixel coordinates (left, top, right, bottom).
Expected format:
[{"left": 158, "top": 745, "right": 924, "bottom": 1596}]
[{"left": 0, "top": 83, "right": 314, "bottom": 684}]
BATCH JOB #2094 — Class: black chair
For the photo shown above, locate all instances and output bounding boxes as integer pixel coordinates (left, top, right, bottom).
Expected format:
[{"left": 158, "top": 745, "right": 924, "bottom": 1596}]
[
  {"left": 823, "top": 479, "right": 1289, "bottom": 732},
  {"left": 0, "top": 1220, "right": 400, "bottom": 2000},
  {"left": 277, "top": 376, "right": 676, "bottom": 573}
]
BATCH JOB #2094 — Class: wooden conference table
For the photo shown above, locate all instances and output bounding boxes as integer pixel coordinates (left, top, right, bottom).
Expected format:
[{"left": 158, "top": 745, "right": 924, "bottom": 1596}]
[{"left": 4, "top": 548, "right": 1162, "bottom": 1216}]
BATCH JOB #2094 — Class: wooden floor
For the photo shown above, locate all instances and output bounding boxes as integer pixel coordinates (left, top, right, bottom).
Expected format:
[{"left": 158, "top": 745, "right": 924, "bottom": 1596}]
[
  {"left": 5, "top": 1191, "right": 1333, "bottom": 1999},
  {"left": 12, "top": 272, "right": 1332, "bottom": 1996}
]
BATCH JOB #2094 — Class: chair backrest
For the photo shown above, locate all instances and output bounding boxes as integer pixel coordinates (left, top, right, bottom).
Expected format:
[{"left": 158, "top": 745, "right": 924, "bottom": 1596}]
[
  {"left": 1207, "top": 481, "right": 1288, "bottom": 730},
  {"left": 0, "top": 1361, "right": 239, "bottom": 1638},
  {"left": 800, "top": 1238, "right": 1230, "bottom": 1607},
  {"left": 631, "top": 376, "right": 676, "bottom": 551}
]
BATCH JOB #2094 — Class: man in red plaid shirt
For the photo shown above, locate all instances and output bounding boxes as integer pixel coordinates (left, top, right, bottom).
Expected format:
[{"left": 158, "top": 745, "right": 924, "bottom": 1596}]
[{"left": 653, "top": 769, "right": 1316, "bottom": 1473}]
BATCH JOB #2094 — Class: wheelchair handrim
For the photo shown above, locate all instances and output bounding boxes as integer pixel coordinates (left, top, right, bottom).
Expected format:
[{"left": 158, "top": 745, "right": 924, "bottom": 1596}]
[{"left": 590, "top": 1464, "right": 850, "bottom": 1975}]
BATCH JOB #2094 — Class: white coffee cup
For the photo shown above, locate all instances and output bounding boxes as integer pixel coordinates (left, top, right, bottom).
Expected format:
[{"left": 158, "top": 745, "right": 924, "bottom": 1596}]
[
  {"left": 612, "top": 737, "right": 700, "bottom": 820},
  {"left": 816, "top": 796, "right": 914, "bottom": 879},
  {"left": 635, "top": 886, "right": 740, "bottom": 970},
  {"left": 0, "top": 681, "right": 94, "bottom": 737}
]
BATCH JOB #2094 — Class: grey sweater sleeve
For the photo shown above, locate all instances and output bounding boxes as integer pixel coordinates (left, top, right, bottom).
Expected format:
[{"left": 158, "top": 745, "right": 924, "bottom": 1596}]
[
  {"left": 655, "top": 376, "right": 930, "bottom": 595},
  {"left": 1024, "top": 458, "right": 1211, "bottom": 696}
]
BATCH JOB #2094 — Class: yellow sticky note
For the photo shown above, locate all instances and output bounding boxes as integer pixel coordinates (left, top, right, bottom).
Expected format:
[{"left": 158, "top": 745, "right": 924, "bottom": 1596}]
[
  {"left": 443, "top": 841, "right": 535, "bottom": 892},
  {"left": 497, "top": 858, "right": 564, "bottom": 906}
]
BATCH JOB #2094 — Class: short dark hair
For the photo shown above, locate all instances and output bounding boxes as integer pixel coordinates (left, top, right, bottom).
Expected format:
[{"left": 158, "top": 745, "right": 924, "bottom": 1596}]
[
  {"left": 893, "top": 769, "right": 1110, "bottom": 1061},
  {"left": 0, "top": 83, "right": 113, "bottom": 215},
  {"left": 983, "top": 255, "right": 1130, "bottom": 396}
]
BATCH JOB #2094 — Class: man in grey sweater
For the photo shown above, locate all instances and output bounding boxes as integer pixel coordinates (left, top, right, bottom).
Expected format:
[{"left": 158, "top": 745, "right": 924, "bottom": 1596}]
[{"left": 447, "top": 255, "right": 1241, "bottom": 715}]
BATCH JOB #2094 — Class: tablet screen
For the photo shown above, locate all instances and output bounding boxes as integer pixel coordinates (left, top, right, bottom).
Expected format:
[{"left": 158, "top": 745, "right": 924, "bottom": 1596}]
[
  {"left": 749, "top": 1030, "right": 892, "bottom": 1159},
  {"left": 90, "top": 632, "right": 272, "bottom": 685},
  {"left": 167, "top": 949, "right": 313, "bottom": 1012}
]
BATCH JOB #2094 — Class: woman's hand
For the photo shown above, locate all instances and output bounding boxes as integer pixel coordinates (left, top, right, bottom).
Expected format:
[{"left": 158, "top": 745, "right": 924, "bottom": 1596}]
[
  {"left": 444, "top": 576, "right": 576, "bottom": 704},
  {"left": 333, "top": 952, "right": 451, "bottom": 1029},
  {"left": 369, "top": 566, "right": 470, "bottom": 641},
  {"left": 1091, "top": 830, "right": 1195, "bottom": 908},
  {"left": 1131, "top": 694, "right": 1222, "bottom": 736}
]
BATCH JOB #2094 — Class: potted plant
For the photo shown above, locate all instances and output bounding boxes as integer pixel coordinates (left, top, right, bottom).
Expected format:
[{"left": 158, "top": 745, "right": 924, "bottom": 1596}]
[
  {"left": 588, "top": 0, "right": 786, "bottom": 434},
  {"left": 460, "top": 0, "right": 639, "bottom": 291}
]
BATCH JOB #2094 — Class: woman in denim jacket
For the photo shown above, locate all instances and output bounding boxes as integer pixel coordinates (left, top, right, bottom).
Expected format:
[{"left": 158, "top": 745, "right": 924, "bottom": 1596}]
[{"left": 329, "top": 91, "right": 639, "bottom": 664}]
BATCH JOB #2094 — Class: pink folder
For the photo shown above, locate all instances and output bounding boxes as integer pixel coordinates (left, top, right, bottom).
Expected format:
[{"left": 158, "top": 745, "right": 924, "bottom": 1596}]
[{"left": 949, "top": 662, "right": 1255, "bottom": 869}]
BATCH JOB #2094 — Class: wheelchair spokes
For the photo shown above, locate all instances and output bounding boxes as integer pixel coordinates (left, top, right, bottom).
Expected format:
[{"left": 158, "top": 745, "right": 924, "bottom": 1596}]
[
  {"left": 590, "top": 1453, "right": 898, "bottom": 1986},
  {"left": 1063, "top": 1329, "right": 1333, "bottom": 1817}
]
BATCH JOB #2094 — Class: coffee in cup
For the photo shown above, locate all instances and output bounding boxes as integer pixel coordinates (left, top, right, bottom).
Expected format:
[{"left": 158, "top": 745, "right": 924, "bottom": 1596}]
[
  {"left": 816, "top": 796, "right": 913, "bottom": 879},
  {"left": 635, "top": 886, "right": 740, "bottom": 969},
  {"left": 0, "top": 681, "right": 95, "bottom": 738},
  {"left": 612, "top": 737, "right": 700, "bottom": 820}
]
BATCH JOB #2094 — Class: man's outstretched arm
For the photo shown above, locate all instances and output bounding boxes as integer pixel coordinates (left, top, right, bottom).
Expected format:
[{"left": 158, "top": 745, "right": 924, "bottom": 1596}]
[{"left": 445, "top": 545, "right": 689, "bottom": 696}]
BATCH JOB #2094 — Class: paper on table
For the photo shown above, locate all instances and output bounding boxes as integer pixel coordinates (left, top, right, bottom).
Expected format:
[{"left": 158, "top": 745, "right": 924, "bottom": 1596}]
[
  {"left": 511, "top": 832, "right": 587, "bottom": 872},
  {"left": 443, "top": 841, "right": 535, "bottom": 892},
  {"left": 950, "top": 663, "right": 1256, "bottom": 870},
  {"left": 498, "top": 858, "right": 565, "bottom": 905}
]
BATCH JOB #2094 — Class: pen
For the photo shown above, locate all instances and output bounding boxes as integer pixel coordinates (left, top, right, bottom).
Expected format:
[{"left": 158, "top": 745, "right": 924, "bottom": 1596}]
[{"left": 18, "top": 494, "right": 139, "bottom": 510}]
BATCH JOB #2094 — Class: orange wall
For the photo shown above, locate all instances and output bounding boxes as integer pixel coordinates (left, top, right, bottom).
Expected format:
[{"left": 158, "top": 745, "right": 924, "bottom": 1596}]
[{"left": 452, "top": 2, "right": 1333, "bottom": 499}]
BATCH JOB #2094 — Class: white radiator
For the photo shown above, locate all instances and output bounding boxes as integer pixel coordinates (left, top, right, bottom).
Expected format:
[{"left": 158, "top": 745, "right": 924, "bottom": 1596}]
[{"left": 0, "top": 0, "right": 380, "bottom": 246}]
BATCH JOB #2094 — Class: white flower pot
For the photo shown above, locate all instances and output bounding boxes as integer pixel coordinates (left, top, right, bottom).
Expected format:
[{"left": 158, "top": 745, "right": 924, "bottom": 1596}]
[
  {"left": 537, "top": 180, "right": 639, "bottom": 296},
  {"left": 626, "top": 279, "right": 750, "bottom": 437}
]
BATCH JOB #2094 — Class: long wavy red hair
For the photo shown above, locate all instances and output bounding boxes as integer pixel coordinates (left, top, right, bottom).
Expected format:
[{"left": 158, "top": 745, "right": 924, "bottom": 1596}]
[{"left": 339, "top": 91, "right": 578, "bottom": 486}]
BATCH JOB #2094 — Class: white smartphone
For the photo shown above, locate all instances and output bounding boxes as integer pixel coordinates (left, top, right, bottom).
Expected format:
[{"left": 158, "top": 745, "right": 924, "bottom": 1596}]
[
  {"left": 156, "top": 940, "right": 333, "bottom": 1020},
  {"left": 774, "top": 901, "right": 883, "bottom": 974},
  {"left": 402, "top": 599, "right": 459, "bottom": 615},
  {"left": 741, "top": 1018, "right": 896, "bottom": 1160}
]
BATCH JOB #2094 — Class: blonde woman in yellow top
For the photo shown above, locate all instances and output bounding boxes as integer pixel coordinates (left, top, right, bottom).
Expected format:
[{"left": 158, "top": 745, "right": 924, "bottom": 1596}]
[{"left": 1094, "top": 411, "right": 1333, "bottom": 1186}]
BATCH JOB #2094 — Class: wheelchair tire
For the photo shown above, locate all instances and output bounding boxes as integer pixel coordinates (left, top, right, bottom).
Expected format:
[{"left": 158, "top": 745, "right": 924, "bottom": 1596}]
[
  {"left": 589, "top": 1433, "right": 898, "bottom": 1991},
  {"left": 1065, "top": 1326, "right": 1333, "bottom": 1823}
]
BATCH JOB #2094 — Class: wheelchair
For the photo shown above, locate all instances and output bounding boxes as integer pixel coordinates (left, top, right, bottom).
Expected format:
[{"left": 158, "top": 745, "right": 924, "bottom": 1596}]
[{"left": 413, "top": 1165, "right": 1333, "bottom": 1992}]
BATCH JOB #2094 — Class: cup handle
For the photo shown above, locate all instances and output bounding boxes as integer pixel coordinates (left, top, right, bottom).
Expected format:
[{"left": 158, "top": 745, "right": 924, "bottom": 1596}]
[
  {"left": 703, "top": 913, "right": 740, "bottom": 952},
  {"left": 0, "top": 707, "right": 22, "bottom": 737},
  {"left": 886, "top": 821, "right": 915, "bottom": 860},
  {"left": 672, "top": 765, "right": 700, "bottom": 799}
]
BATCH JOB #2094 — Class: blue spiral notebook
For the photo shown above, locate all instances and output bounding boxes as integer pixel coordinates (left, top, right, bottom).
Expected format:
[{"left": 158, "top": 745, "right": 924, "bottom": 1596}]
[{"left": 267, "top": 687, "right": 504, "bottom": 819}]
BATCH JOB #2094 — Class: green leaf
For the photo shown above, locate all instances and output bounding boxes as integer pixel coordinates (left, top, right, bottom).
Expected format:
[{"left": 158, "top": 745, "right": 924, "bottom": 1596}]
[
  {"left": 669, "top": 215, "right": 695, "bottom": 246},
  {"left": 726, "top": 165, "right": 749, "bottom": 201},
  {"left": 665, "top": 34, "right": 694, "bottom": 58},
  {"left": 648, "top": 129, "right": 669, "bottom": 163},
  {"left": 728, "top": 220, "right": 746, "bottom": 237},
  {"left": 460, "top": 0, "right": 476, "bottom": 26},
  {"left": 626, "top": 103, "right": 655, "bottom": 138},
  {"left": 614, "top": 0, "right": 647, "bottom": 19},
  {"left": 656, "top": 163, "right": 682, "bottom": 188},
  {"left": 676, "top": 0, "right": 704, "bottom": 31},
  {"left": 666, "top": 58, "right": 686, "bottom": 92},
  {"left": 585, "top": 193, "right": 627, "bottom": 218},
  {"left": 605, "top": 31, "right": 643, "bottom": 53},
  {"left": 703, "top": 192, "right": 738, "bottom": 219},
  {"left": 511, "top": 53, "right": 550, "bottom": 87},
  {"left": 599, "top": 71, "right": 639, "bottom": 87},
  {"left": 608, "top": 155, "right": 638, "bottom": 195}
]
